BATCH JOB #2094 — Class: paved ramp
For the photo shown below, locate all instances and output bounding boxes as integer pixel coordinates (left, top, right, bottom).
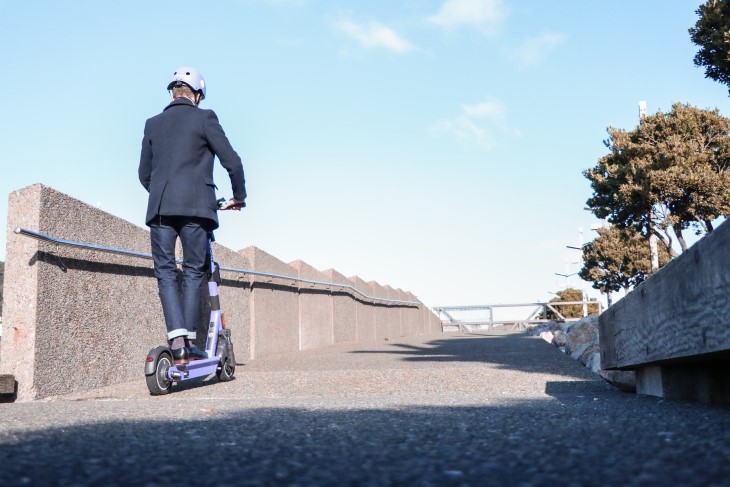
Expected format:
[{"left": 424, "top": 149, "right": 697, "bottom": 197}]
[{"left": 1, "top": 330, "right": 729, "bottom": 486}]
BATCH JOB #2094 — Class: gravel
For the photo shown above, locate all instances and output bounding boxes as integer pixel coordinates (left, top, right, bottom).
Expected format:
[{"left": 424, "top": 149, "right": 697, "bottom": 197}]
[{"left": 1, "top": 330, "right": 728, "bottom": 486}]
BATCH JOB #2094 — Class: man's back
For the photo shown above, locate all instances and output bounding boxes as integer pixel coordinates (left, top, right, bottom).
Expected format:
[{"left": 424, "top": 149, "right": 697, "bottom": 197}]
[{"left": 139, "top": 97, "right": 245, "bottom": 228}]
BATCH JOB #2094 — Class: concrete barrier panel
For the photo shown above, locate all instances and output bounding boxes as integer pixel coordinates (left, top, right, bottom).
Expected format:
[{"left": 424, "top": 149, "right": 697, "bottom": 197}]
[
  {"left": 325, "top": 269, "right": 356, "bottom": 343},
  {"left": 3, "top": 184, "right": 163, "bottom": 400},
  {"left": 402, "top": 290, "right": 418, "bottom": 336},
  {"left": 290, "top": 260, "right": 333, "bottom": 351},
  {"left": 0, "top": 184, "right": 253, "bottom": 401},
  {"left": 385, "top": 286, "right": 401, "bottom": 339},
  {"left": 418, "top": 302, "right": 427, "bottom": 333},
  {"left": 426, "top": 304, "right": 441, "bottom": 333},
  {"left": 370, "top": 280, "right": 389, "bottom": 341},
  {"left": 241, "top": 246, "right": 299, "bottom": 359},
  {"left": 2, "top": 185, "right": 43, "bottom": 401},
  {"left": 349, "top": 276, "right": 375, "bottom": 343}
]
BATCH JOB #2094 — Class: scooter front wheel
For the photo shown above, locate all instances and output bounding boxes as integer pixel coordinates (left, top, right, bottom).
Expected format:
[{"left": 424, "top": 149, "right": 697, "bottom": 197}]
[{"left": 146, "top": 351, "right": 173, "bottom": 395}]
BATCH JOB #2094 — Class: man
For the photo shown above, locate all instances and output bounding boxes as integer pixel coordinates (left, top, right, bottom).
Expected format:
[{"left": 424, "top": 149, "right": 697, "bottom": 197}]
[{"left": 139, "top": 66, "right": 246, "bottom": 365}]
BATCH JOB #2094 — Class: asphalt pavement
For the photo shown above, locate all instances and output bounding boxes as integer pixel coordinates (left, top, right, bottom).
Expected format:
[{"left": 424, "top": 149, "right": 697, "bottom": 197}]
[{"left": 1, "top": 329, "right": 729, "bottom": 486}]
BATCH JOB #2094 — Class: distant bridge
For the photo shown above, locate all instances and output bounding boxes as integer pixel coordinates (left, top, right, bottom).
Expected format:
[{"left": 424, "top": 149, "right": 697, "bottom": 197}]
[{"left": 434, "top": 301, "right": 602, "bottom": 332}]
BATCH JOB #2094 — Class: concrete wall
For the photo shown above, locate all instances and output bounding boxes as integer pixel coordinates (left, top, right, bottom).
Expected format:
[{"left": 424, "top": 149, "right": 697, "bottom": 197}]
[
  {"left": 290, "top": 260, "right": 333, "bottom": 351},
  {"left": 1, "top": 184, "right": 440, "bottom": 401},
  {"left": 349, "top": 275, "right": 375, "bottom": 343},
  {"left": 324, "top": 268, "right": 356, "bottom": 344},
  {"left": 371, "top": 281, "right": 390, "bottom": 341},
  {"left": 599, "top": 218, "right": 730, "bottom": 405},
  {"left": 386, "top": 286, "right": 401, "bottom": 340}
]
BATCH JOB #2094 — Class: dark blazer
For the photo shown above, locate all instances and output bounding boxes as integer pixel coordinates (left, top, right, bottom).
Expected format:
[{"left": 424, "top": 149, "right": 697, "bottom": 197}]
[{"left": 139, "top": 97, "right": 246, "bottom": 228}]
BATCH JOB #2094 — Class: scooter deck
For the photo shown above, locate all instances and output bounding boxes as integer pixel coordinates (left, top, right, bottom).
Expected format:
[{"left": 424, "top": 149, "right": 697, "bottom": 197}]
[{"left": 168, "top": 356, "right": 220, "bottom": 381}]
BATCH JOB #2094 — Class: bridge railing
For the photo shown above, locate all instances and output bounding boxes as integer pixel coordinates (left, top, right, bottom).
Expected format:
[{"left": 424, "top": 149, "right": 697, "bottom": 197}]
[{"left": 434, "top": 301, "right": 603, "bottom": 331}]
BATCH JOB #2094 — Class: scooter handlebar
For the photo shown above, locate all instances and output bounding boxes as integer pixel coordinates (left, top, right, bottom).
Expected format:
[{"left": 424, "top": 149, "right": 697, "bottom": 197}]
[{"left": 217, "top": 197, "right": 245, "bottom": 211}]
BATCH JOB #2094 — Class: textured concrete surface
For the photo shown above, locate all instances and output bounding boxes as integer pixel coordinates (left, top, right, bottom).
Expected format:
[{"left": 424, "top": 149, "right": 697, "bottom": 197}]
[
  {"left": 1, "top": 330, "right": 729, "bottom": 486},
  {"left": 2, "top": 186, "right": 42, "bottom": 401},
  {"left": 242, "top": 246, "right": 300, "bottom": 359},
  {"left": 385, "top": 285, "right": 402, "bottom": 339},
  {"left": 3, "top": 184, "right": 438, "bottom": 401},
  {"left": 290, "top": 260, "right": 333, "bottom": 350},
  {"left": 3, "top": 184, "right": 161, "bottom": 400},
  {"left": 2, "top": 184, "right": 255, "bottom": 401},
  {"left": 325, "top": 268, "right": 356, "bottom": 344},
  {"left": 371, "top": 280, "right": 390, "bottom": 341},
  {"left": 350, "top": 275, "right": 375, "bottom": 342},
  {"left": 402, "top": 290, "right": 417, "bottom": 336}
]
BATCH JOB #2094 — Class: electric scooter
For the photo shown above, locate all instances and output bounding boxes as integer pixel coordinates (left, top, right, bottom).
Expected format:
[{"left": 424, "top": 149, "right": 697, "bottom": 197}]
[{"left": 144, "top": 203, "right": 236, "bottom": 395}]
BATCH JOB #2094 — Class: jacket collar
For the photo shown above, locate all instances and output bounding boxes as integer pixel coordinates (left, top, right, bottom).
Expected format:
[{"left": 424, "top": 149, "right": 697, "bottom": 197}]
[{"left": 164, "top": 97, "right": 197, "bottom": 111}]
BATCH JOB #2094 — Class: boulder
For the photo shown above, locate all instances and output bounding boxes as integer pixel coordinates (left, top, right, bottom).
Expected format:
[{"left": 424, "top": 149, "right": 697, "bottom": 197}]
[
  {"left": 579, "top": 345, "right": 601, "bottom": 373},
  {"left": 599, "top": 369, "right": 637, "bottom": 393},
  {"left": 539, "top": 331, "right": 554, "bottom": 344},
  {"left": 531, "top": 316, "right": 637, "bottom": 393},
  {"left": 552, "top": 330, "right": 567, "bottom": 347},
  {"left": 564, "top": 317, "right": 599, "bottom": 356}
]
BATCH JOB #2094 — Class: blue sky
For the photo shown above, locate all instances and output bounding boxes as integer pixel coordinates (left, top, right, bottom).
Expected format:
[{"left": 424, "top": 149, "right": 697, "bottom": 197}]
[{"left": 1, "top": 0, "right": 728, "bottom": 310}]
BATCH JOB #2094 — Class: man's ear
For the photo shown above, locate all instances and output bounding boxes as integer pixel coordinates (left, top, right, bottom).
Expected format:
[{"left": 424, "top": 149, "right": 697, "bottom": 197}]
[{"left": 195, "top": 93, "right": 202, "bottom": 105}]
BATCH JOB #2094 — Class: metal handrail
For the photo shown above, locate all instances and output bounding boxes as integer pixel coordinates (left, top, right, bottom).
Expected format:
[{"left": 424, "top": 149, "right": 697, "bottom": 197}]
[{"left": 14, "top": 227, "right": 420, "bottom": 306}]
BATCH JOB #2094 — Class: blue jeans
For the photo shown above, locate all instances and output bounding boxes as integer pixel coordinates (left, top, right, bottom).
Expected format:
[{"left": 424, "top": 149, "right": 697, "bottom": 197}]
[{"left": 150, "top": 216, "right": 212, "bottom": 340}]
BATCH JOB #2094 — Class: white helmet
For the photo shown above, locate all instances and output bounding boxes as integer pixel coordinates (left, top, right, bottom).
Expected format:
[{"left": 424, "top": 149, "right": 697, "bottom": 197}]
[{"left": 167, "top": 66, "right": 206, "bottom": 99}]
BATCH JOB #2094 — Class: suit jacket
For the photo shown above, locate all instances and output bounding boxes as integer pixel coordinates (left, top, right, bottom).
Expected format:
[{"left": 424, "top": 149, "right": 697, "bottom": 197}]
[{"left": 138, "top": 97, "right": 246, "bottom": 228}]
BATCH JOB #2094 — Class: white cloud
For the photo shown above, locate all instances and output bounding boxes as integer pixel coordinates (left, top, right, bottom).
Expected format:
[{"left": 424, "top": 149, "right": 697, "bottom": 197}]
[
  {"left": 509, "top": 32, "right": 566, "bottom": 68},
  {"left": 431, "top": 97, "right": 519, "bottom": 148},
  {"left": 433, "top": 115, "right": 490, "bottom": 145},
  {"left": 336, "top": 19, "right": 414, "bottom": 54},
  {"left": 462, "top": 100, "right": 506, "bottom": 120},
  {"left": 427, "top": 0, "right": 508, "bottom": 33}
]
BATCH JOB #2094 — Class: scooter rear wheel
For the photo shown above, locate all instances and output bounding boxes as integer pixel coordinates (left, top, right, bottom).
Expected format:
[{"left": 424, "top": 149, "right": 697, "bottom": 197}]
[
  {"left": 146, "top": 351, "right": 173, "bottom": 395},
  {"left": 216, "top": 357, "right": 235, "bottom": 382}
]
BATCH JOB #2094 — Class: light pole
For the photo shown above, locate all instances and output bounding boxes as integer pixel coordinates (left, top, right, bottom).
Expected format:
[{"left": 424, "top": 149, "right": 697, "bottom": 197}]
[
  {"left": 554, "top": 272, "right": 578, "bottom": 289},
  {"left": 566, "top": 227, "right": 589, "bottom": 317}
]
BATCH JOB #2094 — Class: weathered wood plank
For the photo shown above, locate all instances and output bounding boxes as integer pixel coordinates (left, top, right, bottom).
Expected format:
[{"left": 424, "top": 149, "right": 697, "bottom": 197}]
[{"left": 600, "top": 219, "right": 730, "bottom": 370}]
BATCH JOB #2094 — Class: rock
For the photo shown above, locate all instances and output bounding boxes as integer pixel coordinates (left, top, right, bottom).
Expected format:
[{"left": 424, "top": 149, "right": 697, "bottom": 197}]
[
  {"left": 599, "top": 369, "right": 637, "bottom": 393},
  {"left": 527, "top": 323, "right": 550, "bottom": 336},
  {"left": 539, "top": 331, "right": 554, "bottom": 344},
  {"left": 570, "top": 342, "right": 593, "bottom": 361},
  {"left": 530, "top": 315, "right": 636, "bottom": 394},
  {"left": 579, "top": 345, "right": 601, "bottom": 373},
  {"left": 552, "top": 330, "right": 567, "bottom": 347},
  {"left": 564, "top": 318, "right": 599, "bottom": 356},
  {"left": 583, "top": 352, "right": 602, "bottom": 374}
]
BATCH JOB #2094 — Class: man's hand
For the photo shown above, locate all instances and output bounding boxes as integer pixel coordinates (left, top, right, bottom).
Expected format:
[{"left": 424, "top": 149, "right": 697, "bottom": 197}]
[{"left": 220, "top": 198, "right": 245, "bottom": 211}]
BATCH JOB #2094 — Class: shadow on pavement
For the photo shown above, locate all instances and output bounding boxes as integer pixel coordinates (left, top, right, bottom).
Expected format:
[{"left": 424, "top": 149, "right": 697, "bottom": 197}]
[
  {"left": 1, "top": 397, "right": 729, "bottom": 486},
  {"left": 352, "top": 332, "right": 595, "bottom": 380}
]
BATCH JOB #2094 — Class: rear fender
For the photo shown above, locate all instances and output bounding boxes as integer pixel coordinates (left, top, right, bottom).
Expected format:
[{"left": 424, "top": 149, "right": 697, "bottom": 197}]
[{"left": 145, "top": 346, "right": 171, "bottom": 376}]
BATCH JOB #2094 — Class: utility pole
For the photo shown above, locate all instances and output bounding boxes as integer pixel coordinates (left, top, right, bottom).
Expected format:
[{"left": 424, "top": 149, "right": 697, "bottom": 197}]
[
  {"left": 566, "top": 229, "right": 589, "bottom": 317},
  {"left": 578, "top": 228, "right": 588, "bottom": 317},
  {"left": 640, "top": 100, "right": 660, "bottom": 273}
]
